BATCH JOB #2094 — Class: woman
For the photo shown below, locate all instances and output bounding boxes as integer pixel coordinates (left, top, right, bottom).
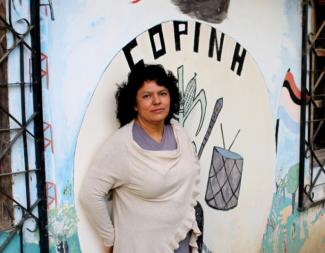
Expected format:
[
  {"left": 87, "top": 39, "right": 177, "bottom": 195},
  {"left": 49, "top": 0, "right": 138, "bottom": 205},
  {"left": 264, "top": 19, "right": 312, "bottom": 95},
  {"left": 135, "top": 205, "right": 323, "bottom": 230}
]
[{"left": 80, "top": 62, "right": 201, "bottom": 253}]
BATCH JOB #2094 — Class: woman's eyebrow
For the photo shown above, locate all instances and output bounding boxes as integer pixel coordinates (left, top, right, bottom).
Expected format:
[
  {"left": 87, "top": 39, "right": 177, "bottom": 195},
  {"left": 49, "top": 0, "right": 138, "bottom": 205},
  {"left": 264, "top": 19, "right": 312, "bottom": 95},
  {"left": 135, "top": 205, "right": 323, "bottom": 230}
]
[{"left": 140, "top": 88, "right": 168, "bottom": 93}]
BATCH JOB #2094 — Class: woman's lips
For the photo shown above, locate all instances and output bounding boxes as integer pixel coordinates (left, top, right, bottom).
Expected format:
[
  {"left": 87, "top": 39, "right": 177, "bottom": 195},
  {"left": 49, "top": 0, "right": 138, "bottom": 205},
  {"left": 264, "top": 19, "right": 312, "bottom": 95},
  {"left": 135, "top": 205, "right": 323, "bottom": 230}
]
[{"left": 150, "top": 108, "right": 165, "bottom": 113}]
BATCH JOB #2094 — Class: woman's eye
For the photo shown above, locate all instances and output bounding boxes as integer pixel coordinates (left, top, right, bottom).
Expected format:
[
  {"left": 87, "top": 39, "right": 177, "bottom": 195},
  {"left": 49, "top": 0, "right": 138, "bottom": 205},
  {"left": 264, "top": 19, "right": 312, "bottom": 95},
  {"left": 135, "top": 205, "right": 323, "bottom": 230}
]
[
  {"left": 160, "top": 92, "right": 168, "bottom": 96},
  {"left": 143, "top": 94, "right": 150, "bottom": 99}
]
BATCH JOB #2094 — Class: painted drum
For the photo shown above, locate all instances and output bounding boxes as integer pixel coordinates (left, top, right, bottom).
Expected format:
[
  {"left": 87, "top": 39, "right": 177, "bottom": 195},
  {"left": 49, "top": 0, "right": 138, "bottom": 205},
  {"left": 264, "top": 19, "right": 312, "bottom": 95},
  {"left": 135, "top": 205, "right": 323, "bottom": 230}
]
[{"left": 205, "top": 147, "right": 244, "bottom": 211}]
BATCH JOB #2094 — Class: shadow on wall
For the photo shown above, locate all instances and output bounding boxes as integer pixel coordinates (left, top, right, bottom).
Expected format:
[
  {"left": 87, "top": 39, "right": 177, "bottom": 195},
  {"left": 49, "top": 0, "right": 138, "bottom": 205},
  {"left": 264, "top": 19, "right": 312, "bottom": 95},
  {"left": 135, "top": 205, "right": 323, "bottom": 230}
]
[{"left": 171, "top": 0, "right": 231, "bottom": 24}]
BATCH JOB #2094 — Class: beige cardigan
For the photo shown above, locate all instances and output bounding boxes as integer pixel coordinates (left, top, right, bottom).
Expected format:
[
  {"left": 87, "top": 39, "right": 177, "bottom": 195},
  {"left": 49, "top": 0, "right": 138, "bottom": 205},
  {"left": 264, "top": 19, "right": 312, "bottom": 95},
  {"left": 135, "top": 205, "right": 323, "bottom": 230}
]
[{"left": 79, "top": 120, "right": 201, "bottom": 253}]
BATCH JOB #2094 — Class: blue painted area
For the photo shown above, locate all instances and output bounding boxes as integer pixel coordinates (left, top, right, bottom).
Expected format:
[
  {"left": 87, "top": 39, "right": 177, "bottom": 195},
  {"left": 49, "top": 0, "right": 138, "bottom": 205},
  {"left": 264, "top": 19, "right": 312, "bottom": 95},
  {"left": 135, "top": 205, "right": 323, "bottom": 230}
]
[
  {"left": 275, "top": 120, "right": 300, "bottom": 178},
  {"left": 0, "top": 232, "right": 40, "bottom": 253},
  {"left": 90, "top": 17, "right": 105, "bottom": 27},
  {"left": 281, "top": 0, "right": 302, "bottom": 84},
  {"left": 277, "top": 107, "right": 300, "bottom": 134}
]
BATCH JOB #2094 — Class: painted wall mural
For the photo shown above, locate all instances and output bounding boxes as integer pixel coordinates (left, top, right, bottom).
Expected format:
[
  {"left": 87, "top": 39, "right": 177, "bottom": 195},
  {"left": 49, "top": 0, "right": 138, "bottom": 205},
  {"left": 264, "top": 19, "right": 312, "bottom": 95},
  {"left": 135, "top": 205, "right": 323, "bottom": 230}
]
[
  {"left": 175, "top": 65, "right": 244, "bottom": 212},
  {"left": 263, "top": 69, "right": 325, "bottom": 253},
  {"left": 5, "top": 0, "right": 325, "bottom": 253},
  {"left": 171, "top": 0, "right": 231, "bottom": 24},
  {"left": 276, "top": 69, "right": 301, "bottom": 148},
  {"left": 75, "top": 20, "right": 275, "bottom": 253}
]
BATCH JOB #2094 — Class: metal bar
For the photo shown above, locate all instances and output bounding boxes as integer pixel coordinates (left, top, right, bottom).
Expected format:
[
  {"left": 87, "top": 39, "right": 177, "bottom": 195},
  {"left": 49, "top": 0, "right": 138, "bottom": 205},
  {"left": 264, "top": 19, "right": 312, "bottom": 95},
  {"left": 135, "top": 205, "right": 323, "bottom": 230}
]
[
  {"left": 0, "top": 15, "right": 33, "bottom": 50},
  {"left": 0, "top": 126, "right": 35, "bottom": 138},
  {"left": 308, "top": 167, "right": 325, "bottom": 195},
  {"left": 311, "top": 121, "right": 324, "bottom": 142},
  {"left": 309, "top": 21, "right": 325, "bottom": 44},
  {"left": 19, "top": 226, "right": 23, "bottom": 253},
  {"left": 0, "top": 188, "right": 39, "bottom": 221},
  {"left": 308, "top": 17, "right": 314, "bottom": 181},
  {"left": 305, "top": 121, "right": 322, "bottom": 157},
  {"left": 307, "top": 68, "right": 325, "bottom": 73},
  {"left": 0, "top": 169, "right": 39, "bottom": 177},
  {"left": 0, "top": 199, "right": 40, "bottom": 252},
  {"left": 304, "top": 51, "right": 312, "bottom": 186},
  {"left": 19, "top": 41, "right": 31, "bottom": 210},
  {"left": 0, "top": 228, "right": 18, "bottom": 252},
  {"left": 306, "top": 140, "right": 325, "bottom": 169},
  {"left": 304, "top": 121, "right": 324, "bottom": 160},
  {"left": 312, "top": 69, "right": 325, "bottom": 91},
  {"left": 0, "top": 127, "right": 20, "bottom": 131},
  {"left": 0, "top": 127, "right": 24, "bottom": 132},
  {"left": 0, "top": 106, "right": 31, "bottom": 132},
  {"left": 310, "top": 93, "right": 325, "bottom": 97},
  {"left": 304, "top": 198, "right": 325, "bottom": 210},
  {"left": 306, "top": 143, "right": 325, "bottom": 200},
  {"left": 298, "top": 195, "right": 325, "bottom": 211},
  {"left": 306, "top": 118, "right": 325, "bottom": 123},
  {"left": 0, "top": 1, "right": 48, "bottom": 253},
  {"left": 0, "top": 112, "right": 37, "bottom": 161},
  {"left": 0, "top": 105, "right": 36, "bottom": 137},
  {"left": 309, "top": 96, "right": 319, "bottom": 108},
  {"left": 0, "top": 224, "right": 20, "bottom": 233},
  {"left": 305, "top": 139, "right": 325, "bottom": 202},
  {"left": 0, "top": 24, "right": 33, "bottom": 64},
  {"left": 0, "top": 82, "right": 32, "bottom": 87},
  {"left": 298, "top": 0, "right": 308, "bottom": 211},
  {"left": 310, "top": 181, "right": 325, "bottom": 188},
  {"left": 0, "top": 127, "right": 24, "bottom": 160},
  {"left": 30, "top": 0, "right": 49, "bottom": 251}
]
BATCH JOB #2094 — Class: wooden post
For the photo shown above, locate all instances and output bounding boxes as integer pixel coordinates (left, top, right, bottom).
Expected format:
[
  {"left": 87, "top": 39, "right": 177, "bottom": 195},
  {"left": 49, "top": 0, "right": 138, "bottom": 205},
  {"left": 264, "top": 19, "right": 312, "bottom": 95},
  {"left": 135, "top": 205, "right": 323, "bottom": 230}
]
[{"left": 0, "top": 0, "right": 13, "bottom": 230}]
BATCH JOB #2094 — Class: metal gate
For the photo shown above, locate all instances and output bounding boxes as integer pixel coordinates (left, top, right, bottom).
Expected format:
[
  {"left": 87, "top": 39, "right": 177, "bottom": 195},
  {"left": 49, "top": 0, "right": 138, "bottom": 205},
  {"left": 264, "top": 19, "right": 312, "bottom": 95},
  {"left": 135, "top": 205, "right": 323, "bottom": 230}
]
[
  {"left": 0, "top": 0, "right": 49, "bottom": 252},
  {"left": 299, "top": 0, "right": 325, "bottom": 211}
]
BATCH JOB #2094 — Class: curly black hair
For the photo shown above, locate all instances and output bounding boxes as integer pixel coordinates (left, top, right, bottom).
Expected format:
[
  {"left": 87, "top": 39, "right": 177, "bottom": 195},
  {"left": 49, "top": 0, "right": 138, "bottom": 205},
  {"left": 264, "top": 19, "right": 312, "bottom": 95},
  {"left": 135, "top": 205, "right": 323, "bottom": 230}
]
[{"left": 115, "top": 62, "right": 180, "bottom": 127}]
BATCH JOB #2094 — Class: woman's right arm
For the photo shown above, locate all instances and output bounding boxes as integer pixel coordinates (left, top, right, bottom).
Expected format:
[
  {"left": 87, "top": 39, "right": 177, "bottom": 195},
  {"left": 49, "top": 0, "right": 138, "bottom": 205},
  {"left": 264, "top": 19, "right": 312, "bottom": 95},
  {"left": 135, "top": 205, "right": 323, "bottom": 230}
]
[{"left": 79, "top": 138, "right": 127, "bottom": 250}]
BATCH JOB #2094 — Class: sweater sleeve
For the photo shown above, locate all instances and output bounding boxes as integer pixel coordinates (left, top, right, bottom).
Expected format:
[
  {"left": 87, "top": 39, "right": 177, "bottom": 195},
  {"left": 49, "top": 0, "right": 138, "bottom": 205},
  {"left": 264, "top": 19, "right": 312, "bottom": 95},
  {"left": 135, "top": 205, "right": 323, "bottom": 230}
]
[{"left": 79, "top": 136, "right": 128, "bottom": 247}]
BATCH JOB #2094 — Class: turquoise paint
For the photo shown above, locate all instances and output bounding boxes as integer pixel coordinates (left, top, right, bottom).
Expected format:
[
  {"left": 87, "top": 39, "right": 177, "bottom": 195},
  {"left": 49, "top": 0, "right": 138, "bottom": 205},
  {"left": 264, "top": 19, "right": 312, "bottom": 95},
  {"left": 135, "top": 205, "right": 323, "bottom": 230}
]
[
  {"left": 262, "top": 166, "right": 307, "bottom": 253},
  {"left": 0, "top": 233, "right": 40, "bottom": 253},
  {"left": 281, "top": 211, "right": 307, "bottom": 253},
  {"left": 310, "top": 207, "right": 325, "bottom": 225},
  {"left": 261, "top": 176, "right": 325, "bottom": 253},
  {"left": 286, "top": 164, "right": 299, "bottom": 194},
  {"left": 262, "top": 193, "right": 307, "bottom": 253}
]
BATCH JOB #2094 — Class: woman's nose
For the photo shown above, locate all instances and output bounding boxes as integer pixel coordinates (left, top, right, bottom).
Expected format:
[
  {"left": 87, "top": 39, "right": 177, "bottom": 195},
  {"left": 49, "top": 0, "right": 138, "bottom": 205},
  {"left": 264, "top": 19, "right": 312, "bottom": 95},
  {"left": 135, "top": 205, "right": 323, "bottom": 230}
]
[{"left": 153, "top": 94, "right": 161, "bottom": 104}]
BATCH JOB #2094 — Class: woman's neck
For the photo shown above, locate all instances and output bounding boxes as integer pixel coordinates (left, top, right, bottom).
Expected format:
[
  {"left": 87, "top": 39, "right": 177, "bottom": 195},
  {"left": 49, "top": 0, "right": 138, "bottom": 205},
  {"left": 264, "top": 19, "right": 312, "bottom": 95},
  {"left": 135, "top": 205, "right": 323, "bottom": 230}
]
[{"left": 135, "top": 118, "right": 165, "bottom": 143}]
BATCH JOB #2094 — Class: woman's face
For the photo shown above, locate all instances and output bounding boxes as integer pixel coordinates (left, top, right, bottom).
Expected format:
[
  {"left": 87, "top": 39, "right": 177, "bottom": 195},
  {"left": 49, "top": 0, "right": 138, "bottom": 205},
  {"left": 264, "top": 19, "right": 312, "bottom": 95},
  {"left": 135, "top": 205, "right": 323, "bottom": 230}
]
[{"left": 135, "top": 80, "right": 171, "bottom": 126}]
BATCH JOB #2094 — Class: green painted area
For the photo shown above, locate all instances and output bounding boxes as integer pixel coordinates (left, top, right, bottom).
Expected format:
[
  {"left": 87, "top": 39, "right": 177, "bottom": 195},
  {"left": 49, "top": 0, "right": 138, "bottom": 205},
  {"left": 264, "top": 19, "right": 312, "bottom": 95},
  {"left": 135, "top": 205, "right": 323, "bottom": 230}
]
[
  {"left": 262, "top": 162, "right": 325, "bottom": 253},
  {"left": 62, "top": 183, "right": 73, "bottom": 197},
  {"left": 48, "top": 204, "right": 81, "bottom": 252},
  {"left": 49, "top": 232, "right": 81, "bottom": 253},
  {"left": 0, "top": 232, "right": 40, "bottom": 253},
  {"left": 286, "top": 164, "right": 299, "bottom": 194},
  {"left": 262, "top": 193, "right": 307, "bottom": 253}
]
